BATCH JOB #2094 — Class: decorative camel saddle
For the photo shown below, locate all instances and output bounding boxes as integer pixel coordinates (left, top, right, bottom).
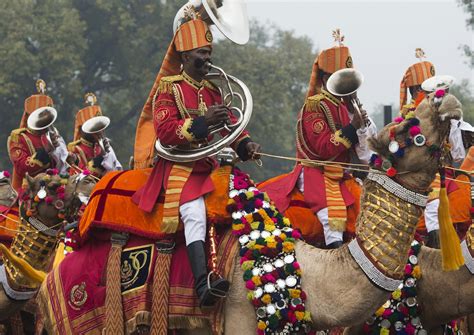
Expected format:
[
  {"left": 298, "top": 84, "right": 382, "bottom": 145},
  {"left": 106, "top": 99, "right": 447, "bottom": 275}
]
[{"left": 37, "top": 166, "right": 313, "bottom": 334}]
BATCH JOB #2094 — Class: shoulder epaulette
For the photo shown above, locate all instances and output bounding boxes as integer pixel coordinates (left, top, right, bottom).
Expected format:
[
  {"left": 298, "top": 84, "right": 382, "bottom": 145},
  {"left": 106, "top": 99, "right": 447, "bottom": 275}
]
[
  {"left": 203, "top": 80, "right": 219, "bottom": 92},
  {"left": 158, "top": 75, "right": 183, "bottom": 94},
  {"left": 305, "top": 94, "right": 325, "bottom": 112},
  {"left": 67, "top": 140, "right": 81, "bottom": 151},
  {"left": 8, "top": 128, "right": 27, "bottom": 143}
]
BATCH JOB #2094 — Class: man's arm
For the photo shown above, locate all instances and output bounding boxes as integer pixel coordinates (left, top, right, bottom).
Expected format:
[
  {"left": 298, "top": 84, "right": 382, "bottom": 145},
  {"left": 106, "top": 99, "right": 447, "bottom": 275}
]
[{"left": 8, "top": 134, "right": 50, "bottom": 177}]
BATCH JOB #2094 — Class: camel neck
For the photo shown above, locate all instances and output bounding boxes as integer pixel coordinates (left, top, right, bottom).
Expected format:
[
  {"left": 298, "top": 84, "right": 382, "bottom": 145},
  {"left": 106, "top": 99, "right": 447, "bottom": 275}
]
[
  {"left": 356, "top": 178, "right": 424, "bottom": 279},
  {"left": 4, "top": 213, "right": 59, "bottom": 289}
]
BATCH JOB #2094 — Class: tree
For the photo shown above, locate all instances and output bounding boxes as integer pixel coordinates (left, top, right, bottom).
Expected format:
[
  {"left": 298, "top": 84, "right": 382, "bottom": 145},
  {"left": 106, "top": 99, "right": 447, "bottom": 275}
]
[
  {"left": 0, "top": 2, "right": 315, "bottom": 183},
  {"left": 213, "top": 22, "right": 315, "bottom": 181},
  {"left": 458, "top": 0, "right": 474, "bottom": 67},
  {"left": 0, "top": 0, "right": 86, "bottom": 169},
  {"left": 451, "top": 80, "right": 474, "bottom": 124}
]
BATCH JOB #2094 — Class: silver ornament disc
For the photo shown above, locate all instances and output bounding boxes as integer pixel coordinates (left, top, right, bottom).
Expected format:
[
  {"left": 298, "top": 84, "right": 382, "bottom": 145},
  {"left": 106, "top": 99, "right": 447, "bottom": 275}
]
[
  {"left": 389, "top": 140, "right": 400, "bottom": 153},
  {"left": 409, "top": 255, "right": 418, "bottom": 265},
  {"left": 250, "top": 230, "right": 261, "bottom": 240},
  {"left": 284, "top": 254, "right": 295, "bottom": 264},
  {"left": 264, "top": 283, "right": 275, "bottom": 293},
  {"left": 37, "top": 188, "right": 47, "bottom": 199},
  {"left": 239, "top": 235, "right": 249, "bottom": 245},
  {"left": 274, "top": 259, "right": 284, "bottom": 268},
  {"left": 285, "top": 276, "right": 297, "bottom": 287}
]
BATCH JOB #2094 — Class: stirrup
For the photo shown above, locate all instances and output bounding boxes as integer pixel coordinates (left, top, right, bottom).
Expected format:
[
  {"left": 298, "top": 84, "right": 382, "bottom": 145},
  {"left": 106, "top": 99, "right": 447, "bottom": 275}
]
[{"left": 207, "top": 271, "right": 229, "bottom": 298}]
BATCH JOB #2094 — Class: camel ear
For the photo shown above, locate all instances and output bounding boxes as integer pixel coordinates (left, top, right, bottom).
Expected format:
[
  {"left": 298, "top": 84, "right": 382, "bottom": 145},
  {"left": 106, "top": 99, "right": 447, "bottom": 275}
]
[{"left": 24, "top": 173, "right": 35, "bottom": 191}]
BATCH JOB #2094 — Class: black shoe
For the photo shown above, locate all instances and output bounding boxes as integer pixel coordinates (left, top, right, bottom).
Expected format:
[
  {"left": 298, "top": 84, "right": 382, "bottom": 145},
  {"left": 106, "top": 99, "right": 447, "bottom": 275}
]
[
  {"left": 327, "top": 241, "right": 343, "bottom": 249},
  {"left": 187, "top": 241, "right": 230, "bottom": 308},
  {"left": 426, "top": 230, "right": 440, "bottom": 249}
]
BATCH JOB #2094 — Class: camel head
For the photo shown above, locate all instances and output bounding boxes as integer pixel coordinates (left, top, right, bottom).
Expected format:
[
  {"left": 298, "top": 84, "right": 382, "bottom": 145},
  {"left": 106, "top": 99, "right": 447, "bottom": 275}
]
[
  {"left": 0, "top": 171, "right": 17, "bottom": 208},
  {"left": 369, "top": 91, "right": 462, "bottom": 192},
  {"left": 23, "top": 170, "right": 97, "bottom": 227}
]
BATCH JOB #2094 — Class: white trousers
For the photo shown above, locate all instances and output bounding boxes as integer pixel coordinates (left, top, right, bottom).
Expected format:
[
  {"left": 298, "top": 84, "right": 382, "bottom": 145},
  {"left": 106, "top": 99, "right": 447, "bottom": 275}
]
[
  {"left": 180, "top": 196, "right": 207, "bottom": 246},
  {"left": 297, "top": 169, "right": 343, "bottom": 245},
  {"left": 424, "top": 199, "right": 440, "bottom": 233}
]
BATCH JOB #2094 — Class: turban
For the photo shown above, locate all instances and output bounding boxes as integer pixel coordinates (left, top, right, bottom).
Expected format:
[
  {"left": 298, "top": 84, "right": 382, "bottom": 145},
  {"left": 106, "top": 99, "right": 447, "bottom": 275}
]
[{"left": 400, "top": 61, "right": 435, "bottom": 108}]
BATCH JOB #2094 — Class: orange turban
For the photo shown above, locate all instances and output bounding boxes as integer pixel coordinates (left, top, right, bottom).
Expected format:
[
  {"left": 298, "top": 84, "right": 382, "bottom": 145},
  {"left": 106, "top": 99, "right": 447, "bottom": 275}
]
[
  {"left": 73, "top": 106, "right": 102, "bottom": 141},
  {"left": 20, "top": 79, "right": 54, "bottom": 129},
  {"left": 307, "top": 46, "right": 353, "bottom": 98},
  {"left": 133, "top": 19, "right": 213, "bottom": 169},
  {"left": 400, "top": 61, "right": 435, "bottom": 108}
]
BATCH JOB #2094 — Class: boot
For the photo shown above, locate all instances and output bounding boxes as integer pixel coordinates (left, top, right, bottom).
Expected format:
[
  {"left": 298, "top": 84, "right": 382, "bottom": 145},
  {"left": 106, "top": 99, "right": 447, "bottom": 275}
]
[
  {"left": 426, "top": 230, "right": 440, "bottom": 249},
  {"left": 327, "top": 240, "right": 343, "bottom": 249},
  {"left": 187, "top": 240, "right": 230, "bottom": 308}
]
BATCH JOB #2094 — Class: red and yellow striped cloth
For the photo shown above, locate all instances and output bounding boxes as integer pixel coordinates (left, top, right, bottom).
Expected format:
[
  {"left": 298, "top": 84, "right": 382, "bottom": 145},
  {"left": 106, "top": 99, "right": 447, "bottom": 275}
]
[
  {"left": 400, "top": 61, "right": 435, "bottom": 108},
  {"left": 307, "top": 46, "right": 352, "bottom": 98}
]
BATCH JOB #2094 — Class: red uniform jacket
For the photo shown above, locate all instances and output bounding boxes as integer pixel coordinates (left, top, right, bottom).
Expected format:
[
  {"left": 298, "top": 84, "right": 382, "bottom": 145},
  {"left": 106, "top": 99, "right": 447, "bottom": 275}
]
[
  {"left": 67, "top": 138, "right": 103, "bottom": 175},
  {"left": 7, "top": 129, "right": 54, "bottom": 190},
  {"left": 261, "top": 90, "right": 359, "bottom": 213},
  {"left": 133, "top": 73, "right": 251, "bottom": 212}
]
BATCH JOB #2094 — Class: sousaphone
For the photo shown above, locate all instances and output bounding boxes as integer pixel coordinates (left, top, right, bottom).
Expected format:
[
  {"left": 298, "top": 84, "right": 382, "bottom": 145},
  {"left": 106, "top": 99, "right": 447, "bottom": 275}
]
[
  {"left": 27, "top": 106, "right": 60, "bottom": 149},
  {"left": 82, "top": 116, "right": 111, "bottom": 153},
  {"left": 155, "top": 0, "right": 253, "bottom": 162}
]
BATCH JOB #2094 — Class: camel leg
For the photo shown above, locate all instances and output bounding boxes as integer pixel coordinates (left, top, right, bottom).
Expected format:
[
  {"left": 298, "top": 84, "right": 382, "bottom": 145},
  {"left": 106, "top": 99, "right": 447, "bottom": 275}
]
[
  {"left": 0, "top": 286, "right": 27, "bottom": 322},
  {"left": 343, "top": 323, "right": 364, "bottom": 335}
]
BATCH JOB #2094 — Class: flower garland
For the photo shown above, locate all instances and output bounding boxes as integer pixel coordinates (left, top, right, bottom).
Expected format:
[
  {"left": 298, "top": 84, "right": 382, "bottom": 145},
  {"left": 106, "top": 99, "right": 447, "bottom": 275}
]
[
  {"left": 227, "top": 168, "right": 314, "bottom": 334},
  {"left": 363, "top": 241, "right": 461, "bottom": 335}
]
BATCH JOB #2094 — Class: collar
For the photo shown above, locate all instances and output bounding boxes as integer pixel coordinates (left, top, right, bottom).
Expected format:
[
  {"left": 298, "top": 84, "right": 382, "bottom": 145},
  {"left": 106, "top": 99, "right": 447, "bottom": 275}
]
[{"left": 182, "top": 71, "right": 204, "bottom": 89}]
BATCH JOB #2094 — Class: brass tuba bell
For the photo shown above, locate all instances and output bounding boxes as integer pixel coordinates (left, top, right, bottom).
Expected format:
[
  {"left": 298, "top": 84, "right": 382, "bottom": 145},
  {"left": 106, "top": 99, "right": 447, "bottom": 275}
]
[
  {"left": 81, "top": 116, "right": 111, "bottom": 154},
  {"left": 27, "top": 106, "right": 60, "bottom": 149},
  {"left": 326, "top": 68, "right": 370, "bottom": 127},
  {"left": 155, "top": 0, "right": 253, "bottom": 163}
]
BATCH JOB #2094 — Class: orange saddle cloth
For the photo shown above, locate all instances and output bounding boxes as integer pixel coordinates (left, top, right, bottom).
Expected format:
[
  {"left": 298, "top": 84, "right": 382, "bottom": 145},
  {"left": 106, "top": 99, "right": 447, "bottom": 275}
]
[{"left": 79, "top": 169, "right": 168, "bottom": 239}]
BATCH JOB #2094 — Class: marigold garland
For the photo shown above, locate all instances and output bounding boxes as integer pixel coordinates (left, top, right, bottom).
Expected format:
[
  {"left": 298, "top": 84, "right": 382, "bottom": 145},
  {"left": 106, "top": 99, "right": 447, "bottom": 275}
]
[
  {"left": 227, "top": 168, "right": 314, "bottom": 334},
  {"left": 363, "top": 241, "right": 462, "bottom": 335}
]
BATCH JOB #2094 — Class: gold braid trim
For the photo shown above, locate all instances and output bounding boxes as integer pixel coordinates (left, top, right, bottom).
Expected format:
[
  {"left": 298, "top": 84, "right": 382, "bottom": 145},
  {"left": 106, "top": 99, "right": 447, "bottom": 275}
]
[
  {"left": 67, "top": 140, "right": 81, "bottom": 151},
  {"left": 203, "top": 80, "right": 219, "bottom": 92},
  {"left": 334, "top": 129, "right": 352, "bottom": 149},
  {"left": 357, "top": 179, "right": 423, "bottom": 278},
  {"left": 157, "top": 75, "right": 183, "bottom": 95},
  {"left": 9, "top": 128, "right": 27, "bottom": 143},
  {"left": 180, "top": 118, "right": 195, "bottom": 142}
]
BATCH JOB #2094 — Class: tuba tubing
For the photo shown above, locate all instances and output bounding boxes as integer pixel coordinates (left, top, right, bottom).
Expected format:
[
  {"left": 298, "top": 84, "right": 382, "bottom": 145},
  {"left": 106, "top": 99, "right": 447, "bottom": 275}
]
[{"left": 155, "top": 69, "right": 253, "bottom": 162}]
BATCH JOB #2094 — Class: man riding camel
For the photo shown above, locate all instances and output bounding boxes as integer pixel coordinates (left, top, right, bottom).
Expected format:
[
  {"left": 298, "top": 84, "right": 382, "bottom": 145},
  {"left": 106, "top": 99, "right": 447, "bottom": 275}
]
[
  {"left": 261, "top": 30, "right": 376, "bottom": 249},
  {"left": 132, "top": 10, "right": 260, "bottom": 307},
  {"left": 7, "top": 80, "right": 69, "bottom": 191},
  {"left": 68, "top": 93, "right": 122, "bottom": 177}
]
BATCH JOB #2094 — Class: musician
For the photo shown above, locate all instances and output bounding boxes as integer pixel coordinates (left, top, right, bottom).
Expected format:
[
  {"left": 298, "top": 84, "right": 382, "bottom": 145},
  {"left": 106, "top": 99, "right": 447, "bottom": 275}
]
[
  {"left": 132, "top": 14, "right": 260, "bottom": 307},
  {"left": 399, "top": 48, "right": 436, "bottom": 116},
  {"left": 68, "top": 94, "right": 122, "bottom": 176},
  {"left": 261, "top": 31, "right": 376, "bottom": 249},
  {"left": 7, "top": 80, "right": 69, "bottom": 191}
]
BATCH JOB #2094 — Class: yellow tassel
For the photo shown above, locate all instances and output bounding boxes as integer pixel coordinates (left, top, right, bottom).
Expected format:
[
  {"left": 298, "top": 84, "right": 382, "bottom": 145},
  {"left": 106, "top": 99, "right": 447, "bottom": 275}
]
[
  {"left": 52, "top": 242, "right": 66, "bottom": 269},
  {"left": 438, "top": 187, "right": 465, "bottom": 271},
  {"left": 0, "top": 243, "right": 46, "bottom": 284}
]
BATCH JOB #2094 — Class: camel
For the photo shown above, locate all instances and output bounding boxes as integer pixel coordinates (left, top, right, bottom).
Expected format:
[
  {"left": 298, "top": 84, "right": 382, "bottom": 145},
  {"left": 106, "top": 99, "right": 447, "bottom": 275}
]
[
  {"left": 344, "top": 222, "right": 474, "bottom": 335},
  {"left": 185, "top": 93, "right": 463, "bottom": 334},
  {"left": 0, "top": 171, "right": 96, "bottom": 322},
  {"left": 39, "top": 92, "right": 462, "bottom": 334}
]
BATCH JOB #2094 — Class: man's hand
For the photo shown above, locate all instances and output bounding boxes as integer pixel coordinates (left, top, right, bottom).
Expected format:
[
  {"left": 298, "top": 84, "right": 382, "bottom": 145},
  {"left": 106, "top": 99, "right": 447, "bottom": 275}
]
[
  {"left": 204, "top": 104, "right": 230, "bottom": 127},
  {"left": 246, "top": 142, "right": 261, "bottom": 159}
]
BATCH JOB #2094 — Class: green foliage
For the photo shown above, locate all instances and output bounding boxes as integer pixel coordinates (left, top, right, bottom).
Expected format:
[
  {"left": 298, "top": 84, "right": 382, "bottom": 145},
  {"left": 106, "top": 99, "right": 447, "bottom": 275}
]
[
  {"left": 213, "top": 22, "right": 315, "bottom": 181},
  {"left": 0, "top": 2, "right": 315, "bottom": 183},
  {"left": 451, "top": 80, "right": 474, "bottom": 124},
  {"left": 458, "top": 0, "right": 474, "bottom": 68},
  {"left": 0, "top": 0, "right": 86, "bottom": 168}
]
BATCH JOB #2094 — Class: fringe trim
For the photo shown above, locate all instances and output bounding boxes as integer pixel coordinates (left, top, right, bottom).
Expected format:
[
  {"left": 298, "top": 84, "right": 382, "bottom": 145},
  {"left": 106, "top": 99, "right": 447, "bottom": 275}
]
[
  {"left": 125, "top": 311, "right": 151, "bottom": 335},
  {"left": 0, "top": 243, "right": 46, "bottom": 286},
  {"left": 334, "top": 130, "right": 352, "bottom": 149},
  {"left": 328, "top": 218, "right": 347, "bottom": 232},
  {"left": 168, "top": 316, "right": 210, "bottom": 330},
  {"left": 158, "top": 75, "right": 183, "bottom": 95}
]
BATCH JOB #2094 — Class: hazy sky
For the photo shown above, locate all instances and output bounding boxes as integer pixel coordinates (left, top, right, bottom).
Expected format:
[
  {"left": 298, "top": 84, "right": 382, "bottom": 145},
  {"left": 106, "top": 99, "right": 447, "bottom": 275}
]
[{"left": 243, "top": 0, "right": 473, "bottom": 114}]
